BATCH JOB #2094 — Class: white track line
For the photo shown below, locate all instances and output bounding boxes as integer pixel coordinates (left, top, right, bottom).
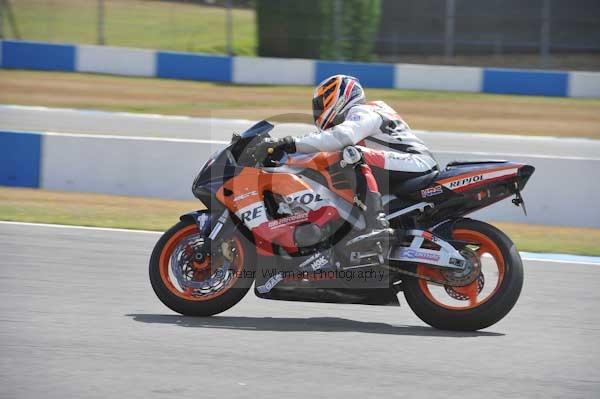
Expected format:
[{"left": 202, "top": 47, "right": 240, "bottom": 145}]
[
  {"left": 0, "top": 220, "right": 160, "bottom": 235},
  {"left": 2, "top": 220, "right": 599, "bottom": 265},
  {"left": 42, "top": 131, "right": 229, "bottom": 144},
  {"left": 4, "top": 129, "right": 599, "bottom": 161}
]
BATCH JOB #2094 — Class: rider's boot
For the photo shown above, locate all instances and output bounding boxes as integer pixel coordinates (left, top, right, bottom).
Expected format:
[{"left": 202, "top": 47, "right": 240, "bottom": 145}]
[{"left": 346, "top": 191, "right": 395, "bottom": 247}]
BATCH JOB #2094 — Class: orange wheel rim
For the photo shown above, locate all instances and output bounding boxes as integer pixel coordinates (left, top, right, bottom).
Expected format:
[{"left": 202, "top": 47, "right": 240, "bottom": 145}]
[
  {"left": 158, "top": 225, "right": 244, "bottom": 301},
  {"left": 416, "top": 229, "right": 506, "bottom": 311}
]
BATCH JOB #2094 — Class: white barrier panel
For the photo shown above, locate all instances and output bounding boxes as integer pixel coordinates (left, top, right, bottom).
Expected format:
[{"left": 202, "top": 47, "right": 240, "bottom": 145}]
[
  {"left": 569, "top": 71, "right": 600, "bottom": 98},
  {"left": 395, "top": 64, "right": 482, "bottom": 92},
  {"left": 233, "top": 56, "right": 314, "bottom": 86},
  {"left": 36, "top": 132, "right": 600, "bottom": 228},
  {"left": 41, "top": 134, "right": 223, "bottom": 200},
  {"left": 76, "top": 45, "right": 156, "bottom": 77}
]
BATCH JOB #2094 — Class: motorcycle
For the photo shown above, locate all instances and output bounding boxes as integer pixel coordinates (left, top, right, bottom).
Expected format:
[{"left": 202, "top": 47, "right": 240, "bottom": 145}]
[{"left": 149, "top": 120, "right": 534, "bottom": 331}]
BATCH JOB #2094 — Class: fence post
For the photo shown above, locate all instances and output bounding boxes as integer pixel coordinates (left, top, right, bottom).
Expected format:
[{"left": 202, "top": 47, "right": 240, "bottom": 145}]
[
  {"left": 97, "top": 0, "right": 105, "bottom": 45},
  {"left": 225, "top": 0, "right": 233, "bottom": 55},
  {"left": 444, "top": 0, "right": 456, "bottom": 63},
  {"left": 540, "top": 0, "right": 551, "bottom": 68}
]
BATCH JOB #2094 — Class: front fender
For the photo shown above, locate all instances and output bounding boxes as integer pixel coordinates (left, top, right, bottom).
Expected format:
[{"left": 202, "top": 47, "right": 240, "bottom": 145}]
[{"left": 179, "top": 210, "right": 210, "bottom": 229}]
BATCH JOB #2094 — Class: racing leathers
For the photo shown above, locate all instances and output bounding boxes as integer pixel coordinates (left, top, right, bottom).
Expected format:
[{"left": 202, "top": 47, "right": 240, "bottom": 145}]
[
  {"left": 295, "top": 101, "right": 436, "bottom": 173},
  {"left": 294, "top": 101, "right": 438, "bottom": 235}
]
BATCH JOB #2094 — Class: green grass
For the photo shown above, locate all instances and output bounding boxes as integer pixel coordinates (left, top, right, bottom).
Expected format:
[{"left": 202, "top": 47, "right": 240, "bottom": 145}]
[
  {"left": 1, "top": 187, "right": 599, "bottom": 256},
  {"left": 3, "top": 0, "right": 256, "bottom": 55},
  {"left": 2, "top": 70, "right": 600, "bottom": 138}
]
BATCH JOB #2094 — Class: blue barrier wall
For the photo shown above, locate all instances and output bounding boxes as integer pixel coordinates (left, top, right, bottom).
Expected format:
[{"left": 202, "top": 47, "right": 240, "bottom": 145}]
[
  {"left": 0, "top": 40, "right": 598, "bottom": 97},
  {"left": 1, "top": 40, "right": 75, "bottom": 72},
  {"left": 315, "top": 61, "right": 395, "bottom": 88},
  {"left": 0, "top": 131, "right": 41, "bottom": 188},
  {"left": 156, "top": 51, "right": 232, "bottom": 82},
  {"left": 482, "top": 68, "right": 569, "bottom": 97}
]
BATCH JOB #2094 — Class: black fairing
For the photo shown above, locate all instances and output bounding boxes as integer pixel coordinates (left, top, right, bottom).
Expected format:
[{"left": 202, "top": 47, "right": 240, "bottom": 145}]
[
  {"left": 387, "top": 160, "right": 535, "bottom": 228},
  {"left": 191, "top": 120, "right": 275, "bottom": 208},
  {"left": 191, "top": 149, "right": 237, "bottom": 208}
]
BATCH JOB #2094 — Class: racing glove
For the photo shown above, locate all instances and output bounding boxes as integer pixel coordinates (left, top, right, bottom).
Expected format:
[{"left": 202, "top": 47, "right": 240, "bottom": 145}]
[{"left": 255, "top": 136, "right": 296, "bottom": 164}]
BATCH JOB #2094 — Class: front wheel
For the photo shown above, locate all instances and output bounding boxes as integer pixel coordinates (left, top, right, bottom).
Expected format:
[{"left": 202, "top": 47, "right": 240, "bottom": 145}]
[
  {"left": 403, "top": 219, "right": 523, "bottom": 331},
  {"left": 149, "top": 219, "right": 255, "bottom": 316}
]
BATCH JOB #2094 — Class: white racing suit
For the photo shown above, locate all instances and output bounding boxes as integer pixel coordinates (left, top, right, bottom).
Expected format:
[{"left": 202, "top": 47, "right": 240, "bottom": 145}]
[{"left": 295, "top": 101, "right": 438, "bottom": 207}]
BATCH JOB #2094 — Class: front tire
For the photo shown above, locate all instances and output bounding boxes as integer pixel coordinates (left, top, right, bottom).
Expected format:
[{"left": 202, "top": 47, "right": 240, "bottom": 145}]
[
  {"left": 403, "top": 219, "right": 523, "bottom": 331},
  {"left": 149, "top": 219, "right": 255, "bottom": 316}
]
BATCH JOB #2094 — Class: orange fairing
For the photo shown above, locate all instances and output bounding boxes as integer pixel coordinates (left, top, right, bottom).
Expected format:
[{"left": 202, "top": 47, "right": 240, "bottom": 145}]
[
  {"left": 286, "top": 153, "right": 355, "bottom": 203},
  {"left": 286, "top": 152, "right": 341, "bottom": 170},
  {"left": 216, "top": 168, "right": 314, "bottom": 213}
]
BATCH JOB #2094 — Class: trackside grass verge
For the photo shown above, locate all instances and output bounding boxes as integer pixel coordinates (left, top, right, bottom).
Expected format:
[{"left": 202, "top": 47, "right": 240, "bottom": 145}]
[
  {"left": 1, "top": 187, "right": 599, "bottom": 256},
  {"left": 1, "top": 70, "right": 599, "bottom": 139}
]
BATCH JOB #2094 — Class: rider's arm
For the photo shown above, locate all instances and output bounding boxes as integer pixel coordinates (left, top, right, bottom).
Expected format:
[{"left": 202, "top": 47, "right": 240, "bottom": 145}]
[{"left": 294, "top": 107, "right": 381, "bottom": 153}]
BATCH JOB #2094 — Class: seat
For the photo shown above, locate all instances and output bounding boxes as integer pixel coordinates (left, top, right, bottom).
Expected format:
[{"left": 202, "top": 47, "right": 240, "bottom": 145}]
[
  {"left": 446, "top": 159, "right": 508, "bottom": 168},
  {"left": 372, "top": 167, "right": 439, "bottom": 196},
  {"left": 392, "top": 170, "right": 440, "bottom": 196}
]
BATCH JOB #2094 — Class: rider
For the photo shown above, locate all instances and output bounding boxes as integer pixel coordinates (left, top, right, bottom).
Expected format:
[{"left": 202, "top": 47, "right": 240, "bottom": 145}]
[{"left": 258, "top": 74, "right": 438, "bottom": 241}]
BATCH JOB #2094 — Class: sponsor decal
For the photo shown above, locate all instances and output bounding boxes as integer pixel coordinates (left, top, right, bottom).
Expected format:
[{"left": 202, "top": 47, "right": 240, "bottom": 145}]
[
  {"left": 236, "top": 202, "right": 268, "bottom": 229},
  {"left": 298, "top": 253, "right": 330, "bottom": 271},
  {"left": 285, "top": 192, "right": 324, "bottom": 206},
  {"left": 256, "top": 273, "right": 283, "bottom": 294},
  {"left": 421, "top": 185, "right": 443, "bottom": 198},
  {"left": 233, "top": 190, "right": 257, "bottom": 202},
  {"left": 398, "top": 249, "right": 441, "bottom": 262},
  {"left": 347, "top": 113, "right": 362, "bottom": 122},
  {"left": 442, "top": 168, "right": 519, "bottom": 191},
  {"left": 447, "top": 174, "right": 483, "bottom": 190},
  {"left": 267, "top": 212, "right": 309, "bottom": 228},
  {"left": 239, "top": 204, "right": 264, "bottom": 223}
]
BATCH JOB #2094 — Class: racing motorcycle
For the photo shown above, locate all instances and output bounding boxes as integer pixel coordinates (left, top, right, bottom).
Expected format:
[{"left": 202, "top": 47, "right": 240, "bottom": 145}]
[{"left": 149, "top": 120, "right": 534, "bottom": 331}]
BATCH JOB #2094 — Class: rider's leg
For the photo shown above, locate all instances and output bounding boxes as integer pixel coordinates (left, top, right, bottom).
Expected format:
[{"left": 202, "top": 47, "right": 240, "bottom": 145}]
[
  {"left": 356, "top": 146, "right": 437, "bottom": 241},
  {"left": 356, "top": 164, "right": 389, "bottom": 230},
  {"left": 344, "top": 162, "right": 393, "bottom": 248}
]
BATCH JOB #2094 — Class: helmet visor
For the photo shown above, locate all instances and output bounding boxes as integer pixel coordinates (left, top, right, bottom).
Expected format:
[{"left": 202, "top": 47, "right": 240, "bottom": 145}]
[{"left": 312, "top": 96, "right": 324, "bottom": 123}]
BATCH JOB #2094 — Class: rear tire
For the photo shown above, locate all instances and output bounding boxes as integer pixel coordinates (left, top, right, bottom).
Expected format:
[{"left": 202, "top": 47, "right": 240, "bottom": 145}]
[
  {"left": 149, "top": 219, "right": 255, "bottom": 316},
  {"left": 403, "top": 219, "right": 523, "bottom": 331}
]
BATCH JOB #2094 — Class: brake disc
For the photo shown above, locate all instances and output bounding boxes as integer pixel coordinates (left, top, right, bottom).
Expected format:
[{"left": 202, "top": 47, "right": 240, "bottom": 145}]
[
  {"left": 445, "top": 274, "right": 485, "bottom": 300},
  {"left": 441, "top": 247, "right": 481, "bottom": 286},
  {"left": 442, "top": 247, "right": 484, "bottom": 299},
  {"left": 169, "top": 235, "right": 234, "bottom": 296}
]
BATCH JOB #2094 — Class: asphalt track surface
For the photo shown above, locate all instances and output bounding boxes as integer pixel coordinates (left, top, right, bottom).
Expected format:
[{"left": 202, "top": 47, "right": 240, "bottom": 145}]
[
  {"left": 2, "top": 105, "right": 600, "bottom": 159},
  {"left": 1, "top": 222, "right": 599, "bottom": 399}
]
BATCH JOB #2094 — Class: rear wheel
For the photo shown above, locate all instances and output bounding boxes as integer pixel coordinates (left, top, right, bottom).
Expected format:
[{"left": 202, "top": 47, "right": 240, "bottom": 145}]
[
  {"left": 403, "top": 219, "right": 523, "bottom": 331},
  {"left": 149, "top": 219, "right": 255, "bottom": 316}
]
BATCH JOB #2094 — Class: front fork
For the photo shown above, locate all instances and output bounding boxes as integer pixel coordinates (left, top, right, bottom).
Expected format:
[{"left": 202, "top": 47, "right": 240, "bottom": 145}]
[{"left": 180, "top": 209, "right": 232, "bottom": 256}]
